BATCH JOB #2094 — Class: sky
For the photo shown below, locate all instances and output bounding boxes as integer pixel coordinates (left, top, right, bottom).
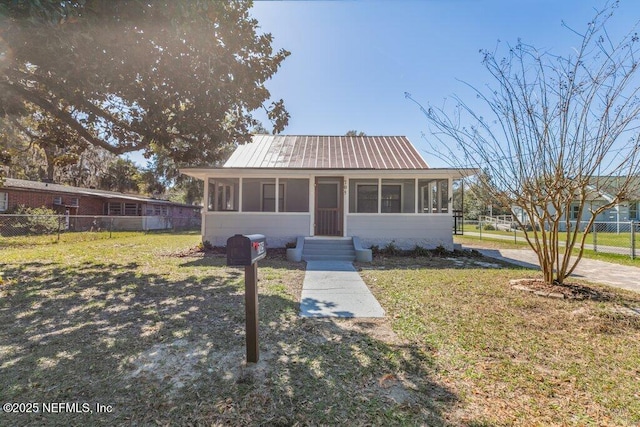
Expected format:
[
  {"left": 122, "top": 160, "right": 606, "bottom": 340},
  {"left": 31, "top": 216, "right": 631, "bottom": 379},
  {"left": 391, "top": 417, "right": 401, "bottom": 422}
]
[{"left": 242, "top": 0, "right": 640, "bottom": 168}]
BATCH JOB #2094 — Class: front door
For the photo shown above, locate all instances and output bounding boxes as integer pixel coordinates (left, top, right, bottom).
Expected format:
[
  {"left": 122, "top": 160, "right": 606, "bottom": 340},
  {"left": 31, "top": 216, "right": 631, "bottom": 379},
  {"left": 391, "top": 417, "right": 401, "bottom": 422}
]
[{"left": 315, "top": 177, "right": 343, "bottom": 236}]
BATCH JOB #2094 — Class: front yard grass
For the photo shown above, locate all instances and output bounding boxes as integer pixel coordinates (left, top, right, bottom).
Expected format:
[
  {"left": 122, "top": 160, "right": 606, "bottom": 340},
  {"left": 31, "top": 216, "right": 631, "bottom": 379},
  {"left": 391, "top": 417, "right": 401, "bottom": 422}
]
[
  {"left": 361, "top": 255, "right": 640, "bottom": 426},
  {"left": 1, "top": 233, "right": 639, "bottom": 425},
  {"left": 462, "top": 223, "right": 638, "bottom": 249}
]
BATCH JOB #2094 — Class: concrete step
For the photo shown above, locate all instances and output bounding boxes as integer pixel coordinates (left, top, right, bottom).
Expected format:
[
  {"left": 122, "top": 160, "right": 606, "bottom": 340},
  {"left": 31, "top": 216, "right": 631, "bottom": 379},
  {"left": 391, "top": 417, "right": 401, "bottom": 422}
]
[
  {"left": 303, "top": 248, "right": 356, "bottom": 256},
  {"left": 304, "top": 239, "right": 353, "bottom": 246},
  {"left": 302, "top": 237, "right": 356, "bottom": 262},
  {"left": 303, "top": 254, "right": 356, "bottom": 262}
]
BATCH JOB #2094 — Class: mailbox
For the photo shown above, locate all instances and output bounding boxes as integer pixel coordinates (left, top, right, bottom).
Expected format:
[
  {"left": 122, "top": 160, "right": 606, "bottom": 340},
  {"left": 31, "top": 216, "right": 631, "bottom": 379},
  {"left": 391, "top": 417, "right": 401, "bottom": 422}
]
[
  {"left": 226, "top": 234, "right": 266, "bottom": 363},
  {"left": 226, "top": 234, "right": 267, "bottom": 266}
]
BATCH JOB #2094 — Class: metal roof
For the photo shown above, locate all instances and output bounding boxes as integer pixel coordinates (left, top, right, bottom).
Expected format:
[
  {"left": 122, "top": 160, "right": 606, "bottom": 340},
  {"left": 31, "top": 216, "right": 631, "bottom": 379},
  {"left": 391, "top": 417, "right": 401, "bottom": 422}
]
[
  {"left": 223, "top": 135, "right": 430, "bottom": 169},
  {"left": 2, "top": 178, "right": 199, "bottom": 207},
  {"left": 592, "top": 176, "right": 640, "bottom": 200}
]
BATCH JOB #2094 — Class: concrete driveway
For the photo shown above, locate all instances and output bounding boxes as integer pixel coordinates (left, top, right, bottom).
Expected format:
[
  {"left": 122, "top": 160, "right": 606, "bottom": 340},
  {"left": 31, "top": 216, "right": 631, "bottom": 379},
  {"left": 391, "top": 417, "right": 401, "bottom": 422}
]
[{"left": 471, "top": 246, "right": 640, "bottom": 293}]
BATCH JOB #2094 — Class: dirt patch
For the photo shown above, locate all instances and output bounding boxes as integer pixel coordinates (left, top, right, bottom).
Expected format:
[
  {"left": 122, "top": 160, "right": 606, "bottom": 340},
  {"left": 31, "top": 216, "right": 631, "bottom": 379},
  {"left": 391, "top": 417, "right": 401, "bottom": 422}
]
[
  {"left": 509, "top": 278, "right": 612, "bottom": 300},
  {"left": 123, "top": 339, "right": 212, "bottom": 396},
  {"left": 333, "top": 318, "right": 403, "bottom": 345}
]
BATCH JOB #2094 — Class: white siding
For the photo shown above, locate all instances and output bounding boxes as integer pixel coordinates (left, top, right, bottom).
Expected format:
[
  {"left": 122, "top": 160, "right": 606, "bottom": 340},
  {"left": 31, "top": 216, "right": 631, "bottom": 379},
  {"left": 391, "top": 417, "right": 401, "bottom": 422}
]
[
  {"left": 347, "top": 214, "right": 453, "bottom": 250},
  {"left": 203, "top": 212, "right": 311, "bottom": 247}
]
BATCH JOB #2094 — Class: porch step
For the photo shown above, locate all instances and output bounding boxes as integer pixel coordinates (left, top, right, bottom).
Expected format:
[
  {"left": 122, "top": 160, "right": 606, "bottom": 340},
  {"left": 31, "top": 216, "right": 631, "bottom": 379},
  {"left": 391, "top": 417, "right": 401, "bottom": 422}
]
[{"left": 302, "top": 238, "right": 356, "bottom": 262}]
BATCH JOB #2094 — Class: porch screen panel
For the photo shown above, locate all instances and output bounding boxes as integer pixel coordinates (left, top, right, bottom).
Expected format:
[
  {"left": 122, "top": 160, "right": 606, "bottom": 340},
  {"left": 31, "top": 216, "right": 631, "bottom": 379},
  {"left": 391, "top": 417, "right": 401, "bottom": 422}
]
[
  {"left": 382, "top": 179, "right": 415, "bottom": 213},
  {"left": 281, "top": 178, "right": 309, "bottom": 212},
  {"left": 418, "top": 179, "right": 449, "bottom": 213},
  {"left": 349, "top": 179, "right": 378, "bottom": 213},
  {"left": 381, "top": 185, "right": 401, "bottom": 213},
  {"left": 242, "top": 178, "right": 276, "bottom": 212},
  {"left": 262, "top": 182, "right": 284, "bottom": 212},
  {"left": 208, "top": 178, "right": 239, "bottom": 211},
  {"left": 439, "top": 180, "right": 449, "bottom": 213}
]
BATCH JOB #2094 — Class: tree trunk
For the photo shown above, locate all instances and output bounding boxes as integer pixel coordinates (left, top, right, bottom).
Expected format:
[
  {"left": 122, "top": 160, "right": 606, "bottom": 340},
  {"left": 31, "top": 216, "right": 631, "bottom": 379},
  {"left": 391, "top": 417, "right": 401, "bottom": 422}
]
[{"left": 42, "top": 146, "right": 55, "bottom": 182}]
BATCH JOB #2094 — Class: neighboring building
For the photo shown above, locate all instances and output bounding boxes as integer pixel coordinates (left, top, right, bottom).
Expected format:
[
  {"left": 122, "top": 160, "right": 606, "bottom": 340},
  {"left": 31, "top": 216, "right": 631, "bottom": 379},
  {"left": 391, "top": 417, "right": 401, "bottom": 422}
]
[
  {"left": 590, "top": 176, "right": 640, "bottom": 223},
  {"left": 511, "top": 176, "right": 640, "bottom": 231},
  {"left": 0, "top": 178, "right": 201, "bottom": 230},
  {"left": 181, "top": 135, "right": 476, "bottom": 249}
]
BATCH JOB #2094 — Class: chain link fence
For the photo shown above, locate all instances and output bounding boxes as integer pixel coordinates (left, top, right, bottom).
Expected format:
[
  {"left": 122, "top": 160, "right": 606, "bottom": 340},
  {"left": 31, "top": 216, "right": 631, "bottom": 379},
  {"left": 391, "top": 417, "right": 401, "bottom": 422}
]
[
  {"left": 0, "top": 214, "right": 201, "bottom": 247},
  {"left": 460, "top": 219, "right": 639, "bottom": 259}
]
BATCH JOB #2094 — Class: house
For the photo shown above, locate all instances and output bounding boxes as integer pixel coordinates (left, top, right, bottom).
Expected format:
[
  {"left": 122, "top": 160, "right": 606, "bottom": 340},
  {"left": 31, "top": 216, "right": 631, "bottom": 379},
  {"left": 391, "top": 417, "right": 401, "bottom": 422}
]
[
  {"left": 590, "top": 176, "right": 640, "bottom": 224},
  {"left": 511, "top": 176, "right": 640, "bottom": 231},
  {"left": 181, "top": 135, "right": 476, "bottom": 256},
  {"left": 0, "top": 178, "right": 201, "bottom": 230}
]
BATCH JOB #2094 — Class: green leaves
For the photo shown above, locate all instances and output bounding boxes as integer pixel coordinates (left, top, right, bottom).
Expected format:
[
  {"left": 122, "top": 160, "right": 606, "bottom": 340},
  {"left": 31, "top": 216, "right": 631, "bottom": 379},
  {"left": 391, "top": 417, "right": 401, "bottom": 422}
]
[{"left": 0, "top": 0, "right": 289, "bottom": 168}]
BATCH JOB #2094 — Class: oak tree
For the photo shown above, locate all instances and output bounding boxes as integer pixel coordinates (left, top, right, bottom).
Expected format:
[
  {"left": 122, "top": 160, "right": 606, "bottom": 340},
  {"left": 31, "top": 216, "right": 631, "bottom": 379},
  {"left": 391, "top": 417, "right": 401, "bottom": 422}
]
[{"left": 0, "top": 1, "right": 290, "bottom": 177}]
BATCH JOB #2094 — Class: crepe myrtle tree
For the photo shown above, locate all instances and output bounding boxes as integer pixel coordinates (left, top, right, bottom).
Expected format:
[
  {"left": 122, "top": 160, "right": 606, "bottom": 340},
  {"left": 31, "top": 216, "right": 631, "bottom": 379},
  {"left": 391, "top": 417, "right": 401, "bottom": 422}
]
[
  {"left": 0, "top": 0, "right": 290, "bottom": 173},
  {"left": 407, "top": 3, "right": 640, "bottom": 285}
]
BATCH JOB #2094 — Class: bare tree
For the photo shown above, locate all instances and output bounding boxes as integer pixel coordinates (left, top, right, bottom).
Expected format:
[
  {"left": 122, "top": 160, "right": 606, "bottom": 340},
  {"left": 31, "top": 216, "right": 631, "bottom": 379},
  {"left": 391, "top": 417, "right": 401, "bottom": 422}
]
[{"left": 407, "top": 3, "right": 640, "bottom": 285}]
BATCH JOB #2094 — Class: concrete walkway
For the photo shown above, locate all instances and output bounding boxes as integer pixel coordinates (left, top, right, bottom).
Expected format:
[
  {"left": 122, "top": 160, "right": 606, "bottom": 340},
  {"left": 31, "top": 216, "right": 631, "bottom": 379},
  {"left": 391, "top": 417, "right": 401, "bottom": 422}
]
[
  {"left": 471, "top": 246, "right": 640, "bottom": 293},
  {"left": 300, "top": 261, "right": 385, "bottom": 318}
]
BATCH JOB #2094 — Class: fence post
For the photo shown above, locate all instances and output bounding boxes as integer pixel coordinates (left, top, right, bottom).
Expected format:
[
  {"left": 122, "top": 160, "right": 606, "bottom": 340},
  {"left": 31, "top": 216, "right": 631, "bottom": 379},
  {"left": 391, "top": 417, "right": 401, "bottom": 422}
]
[
  {"left": 110, "top": 218, "right": 113, "bottom": 239},
  {"left": 57, "top": 215, "right": 61, "bottom": 242},
  {"left": 593, "top": 222, "right": 598, "bottom": 252},
  {"left": 514, "top": 227, "right": 517, "bottom": 244},
  {"left": 479, "top": 219, "right": 482, "bottom": 240},
  {"left": 631, "top": 221, "right": 636, "bottom": 260}
]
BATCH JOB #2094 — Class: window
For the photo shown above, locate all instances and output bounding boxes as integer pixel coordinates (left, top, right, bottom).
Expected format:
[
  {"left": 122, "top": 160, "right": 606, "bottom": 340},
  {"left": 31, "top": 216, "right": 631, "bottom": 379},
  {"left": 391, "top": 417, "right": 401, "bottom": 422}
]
[
  {"left": 106, "top": 202, "right": 122, "bottom": 215},
  {"left": 262, "top": 183, "right": 284, "bottom": 212},
  {"left": 124, "top": 203, "right": 138, "bottom": 215},
  {"left": 242, "top": 178, "right": 274, "bottom": 212},
  {"left": 356, "top": 184, "right": 378, "bottom": 213},
  {"left": 0, "top": 192, "right": 7, "bottom": 212},
  {"left": 53, "top": 196, "right": 63, "bottom": 205},
  {"left": 570, "top": 204, "right": 580, "bottom": 220},
  {"left": 629, "top": 202, "right": 638, "bottom": 221},
  {"left": 69, "top": 197, "right": 79, "bottom": 207},
  {"left": 350, "top": 180, "right": 412, "bottom": 213},
  {"left": 152, "top": 205, "right": 168, "bottom": 216}
]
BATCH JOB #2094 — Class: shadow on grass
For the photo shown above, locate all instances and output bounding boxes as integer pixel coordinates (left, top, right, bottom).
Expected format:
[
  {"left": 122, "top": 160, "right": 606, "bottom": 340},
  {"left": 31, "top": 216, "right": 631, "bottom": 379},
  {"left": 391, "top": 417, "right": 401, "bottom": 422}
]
[{"left": 0, "top": 257, "right": 457, "bottom": 426}]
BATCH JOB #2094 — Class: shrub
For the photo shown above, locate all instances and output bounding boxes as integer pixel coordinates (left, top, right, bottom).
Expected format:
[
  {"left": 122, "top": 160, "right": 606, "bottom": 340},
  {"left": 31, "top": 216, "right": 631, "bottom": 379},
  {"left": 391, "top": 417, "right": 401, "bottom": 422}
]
[
  {"left": 7, "top": 205, "right": 59, "bottom": 235},
  {"left": 412, "top": 245, "right": 431, "bottom": 257},
  {"left": 370, "top": 244, "right": 380, "bottom": 256},
  {"left": 433, "top": 244, "right": 448, "bottom": 256},
  {"left": 382, "top": 241, "right": 401, "bottom": 256},
  {"left": 197, "top": 240, "right": 214, "bottom": 251}
]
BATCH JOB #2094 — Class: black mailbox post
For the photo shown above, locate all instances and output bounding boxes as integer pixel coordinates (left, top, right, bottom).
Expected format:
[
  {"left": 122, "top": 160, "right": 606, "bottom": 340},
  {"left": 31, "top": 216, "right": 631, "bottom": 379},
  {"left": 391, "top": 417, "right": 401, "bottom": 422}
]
[{"left": 226, "top": 234, "right": 266, "bottom": 363}]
